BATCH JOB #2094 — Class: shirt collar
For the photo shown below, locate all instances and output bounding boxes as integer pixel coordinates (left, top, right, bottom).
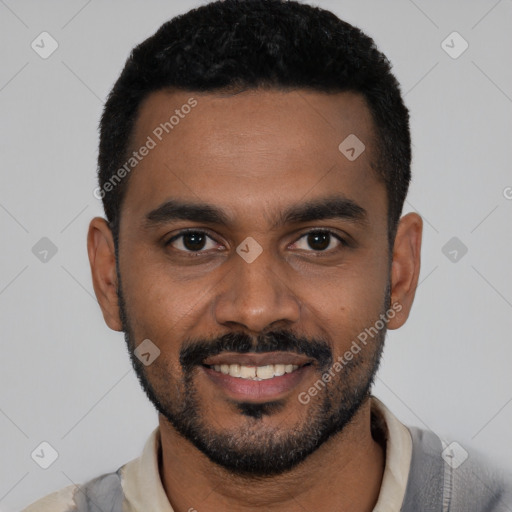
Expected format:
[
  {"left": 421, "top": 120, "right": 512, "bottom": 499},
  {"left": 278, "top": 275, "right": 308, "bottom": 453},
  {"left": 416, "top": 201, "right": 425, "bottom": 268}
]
[
  {"left": 371, "top": 396, "right": 413, "bottom": 511},
  {"left": 121, "top": 396, "right": 412, "bottom": 511}
]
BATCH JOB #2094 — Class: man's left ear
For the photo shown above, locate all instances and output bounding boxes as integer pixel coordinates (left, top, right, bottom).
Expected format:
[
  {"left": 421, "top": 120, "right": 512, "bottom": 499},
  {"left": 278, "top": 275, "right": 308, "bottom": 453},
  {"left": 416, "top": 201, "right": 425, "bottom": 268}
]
[{"left": 387, "top": 212, "right": 423, "bottom": 330}]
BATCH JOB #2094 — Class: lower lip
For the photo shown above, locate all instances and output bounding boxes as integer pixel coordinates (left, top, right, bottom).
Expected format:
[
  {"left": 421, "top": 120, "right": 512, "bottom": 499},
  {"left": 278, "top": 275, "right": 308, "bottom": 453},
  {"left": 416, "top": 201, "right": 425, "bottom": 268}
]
[{"left": 202, "top": 365, "right": 312, "bottom": 402}]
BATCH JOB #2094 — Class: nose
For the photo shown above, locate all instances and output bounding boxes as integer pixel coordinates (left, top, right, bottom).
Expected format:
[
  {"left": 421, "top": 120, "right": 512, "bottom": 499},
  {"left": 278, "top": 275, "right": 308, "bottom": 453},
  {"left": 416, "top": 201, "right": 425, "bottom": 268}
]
[{"left": 213, "top": 246, "right": 301, "bottom": 333}]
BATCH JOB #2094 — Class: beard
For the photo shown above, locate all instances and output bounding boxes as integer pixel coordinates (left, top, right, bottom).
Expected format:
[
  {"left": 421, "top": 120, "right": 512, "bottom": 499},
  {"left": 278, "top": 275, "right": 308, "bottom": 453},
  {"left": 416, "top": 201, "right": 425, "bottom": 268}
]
[{"left": 117, "top": 276, "right": 388, "bottom": 478}]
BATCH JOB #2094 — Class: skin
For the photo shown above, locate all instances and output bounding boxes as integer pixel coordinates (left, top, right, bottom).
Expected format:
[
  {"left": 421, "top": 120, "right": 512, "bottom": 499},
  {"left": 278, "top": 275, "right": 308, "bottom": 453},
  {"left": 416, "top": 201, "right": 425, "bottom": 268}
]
[{"left": 87, "top": 89, "right": 422, "bottom": 512}]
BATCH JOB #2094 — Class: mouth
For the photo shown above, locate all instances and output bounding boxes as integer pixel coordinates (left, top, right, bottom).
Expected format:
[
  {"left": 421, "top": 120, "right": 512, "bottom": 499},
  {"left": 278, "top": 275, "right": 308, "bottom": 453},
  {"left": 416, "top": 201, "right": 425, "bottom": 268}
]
[
  {"left": 200, "top": 351, "right": 315, "bottom": 401},
  {"left": 203, "top": 362, "right": 308, "bottom": 380}
]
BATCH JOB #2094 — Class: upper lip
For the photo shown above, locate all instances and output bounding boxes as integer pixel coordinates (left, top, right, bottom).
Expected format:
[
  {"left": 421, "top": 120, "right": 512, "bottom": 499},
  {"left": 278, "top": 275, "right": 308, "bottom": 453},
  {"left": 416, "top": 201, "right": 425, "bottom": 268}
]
[{"left": 202, "top": 351, "right": 314, "bottom": 367}]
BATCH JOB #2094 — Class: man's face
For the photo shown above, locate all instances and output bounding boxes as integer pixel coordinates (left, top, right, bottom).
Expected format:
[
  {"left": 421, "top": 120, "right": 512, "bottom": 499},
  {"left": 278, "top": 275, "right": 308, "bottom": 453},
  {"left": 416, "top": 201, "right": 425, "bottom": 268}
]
[{"left": 115, "top": 89, "right": 392, "bottom": 475}]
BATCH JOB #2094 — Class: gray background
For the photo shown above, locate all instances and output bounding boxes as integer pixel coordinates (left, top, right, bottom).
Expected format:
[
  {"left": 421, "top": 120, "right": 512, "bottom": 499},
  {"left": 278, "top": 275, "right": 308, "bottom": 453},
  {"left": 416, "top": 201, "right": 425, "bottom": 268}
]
[{"left": 1, "top": 0, "right": 511, "bottom": 509}]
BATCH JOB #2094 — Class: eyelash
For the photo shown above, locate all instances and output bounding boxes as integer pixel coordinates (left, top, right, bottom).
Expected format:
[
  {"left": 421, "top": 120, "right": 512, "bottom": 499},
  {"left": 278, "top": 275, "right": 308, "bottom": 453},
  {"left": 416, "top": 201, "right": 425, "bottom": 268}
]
[{"left": 165, "top": 228, "right": 348, "bottom": 255}]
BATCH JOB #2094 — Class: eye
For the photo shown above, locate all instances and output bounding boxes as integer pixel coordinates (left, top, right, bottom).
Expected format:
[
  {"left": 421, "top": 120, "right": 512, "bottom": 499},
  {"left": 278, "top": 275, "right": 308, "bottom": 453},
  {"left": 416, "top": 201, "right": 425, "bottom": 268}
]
[
  {"left": 166, "top": 230, "right": 220, "bottom": 252},
  {"left": 291, "top": 230, "right": 345, "bottom": 252}
]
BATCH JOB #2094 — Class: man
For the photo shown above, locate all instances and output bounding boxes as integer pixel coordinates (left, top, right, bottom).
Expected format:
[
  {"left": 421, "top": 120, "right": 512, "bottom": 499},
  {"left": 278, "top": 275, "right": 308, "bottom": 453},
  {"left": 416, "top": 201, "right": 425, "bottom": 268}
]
[{"left": 24, "top": 0, "right": 512, "bottom": 510}]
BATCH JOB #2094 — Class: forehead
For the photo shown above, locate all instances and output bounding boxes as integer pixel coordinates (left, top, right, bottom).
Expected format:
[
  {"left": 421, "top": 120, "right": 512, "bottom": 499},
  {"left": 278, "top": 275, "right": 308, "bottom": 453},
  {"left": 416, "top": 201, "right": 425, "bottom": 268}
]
[{"left": 122, "top": 88, "right": 385, "bottom": 227}]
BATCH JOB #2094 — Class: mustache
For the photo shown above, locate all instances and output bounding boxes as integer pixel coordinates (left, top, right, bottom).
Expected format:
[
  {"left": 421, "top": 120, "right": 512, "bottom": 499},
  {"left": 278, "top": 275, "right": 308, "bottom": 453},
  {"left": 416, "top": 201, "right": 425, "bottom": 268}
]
[{"left": 180, "top": 330, "right": 333, "bottom": 371}]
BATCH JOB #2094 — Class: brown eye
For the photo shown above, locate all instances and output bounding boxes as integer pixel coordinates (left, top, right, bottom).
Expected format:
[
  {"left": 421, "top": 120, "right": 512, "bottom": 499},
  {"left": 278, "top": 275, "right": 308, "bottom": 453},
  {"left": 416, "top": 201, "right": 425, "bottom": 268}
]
[
  {"left": 167, "top": 231, "right": 218, "bottom": 252},
  {"left": 306, "top": 231, "right": 331, "bottom": 251},
  {"left": 182, "top": 232, "right": 206, "bottom": 251},
  {"left": 291, "top": 230, "right": 345, "bottom": 252}
]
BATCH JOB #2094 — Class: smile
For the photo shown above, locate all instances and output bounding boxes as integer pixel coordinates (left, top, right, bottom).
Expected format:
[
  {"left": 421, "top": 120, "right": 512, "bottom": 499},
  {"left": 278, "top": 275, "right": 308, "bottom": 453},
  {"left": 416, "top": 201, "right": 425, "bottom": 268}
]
[
  {"left": 205, "top": 363, "right": 302, "bottom": 380},
  {"left": 201, "top": 352, "right": 314, "bottom": 401}
]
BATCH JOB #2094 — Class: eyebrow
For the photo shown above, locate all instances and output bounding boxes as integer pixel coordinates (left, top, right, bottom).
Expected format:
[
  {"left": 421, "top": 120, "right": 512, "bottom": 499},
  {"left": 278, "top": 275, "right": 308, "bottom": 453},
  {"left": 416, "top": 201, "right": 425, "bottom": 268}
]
[
  {"left": 273, "top": 196, "right": 368, "bottom": 229},
  {"left": 144, "top": 195, "right": 368, "bottom": 230}
]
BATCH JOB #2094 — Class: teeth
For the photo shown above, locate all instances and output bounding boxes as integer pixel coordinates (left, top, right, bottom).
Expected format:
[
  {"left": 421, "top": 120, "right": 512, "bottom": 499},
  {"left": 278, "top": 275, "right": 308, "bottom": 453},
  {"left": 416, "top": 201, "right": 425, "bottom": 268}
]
[
  {"left": 211, "top": 363, "right": 300, "bottom": 380},
  {"left": 230, "top": 364, "right": 241, "bottom": 377},
  {"left": 256, "top": 365, "right": 274, "bottom": 379},
  {"left": 274, "top": 364, "right": 286, "bottom": 376},
  {"left": 240, "top": 365, "right": 256, "bottom": 379}
]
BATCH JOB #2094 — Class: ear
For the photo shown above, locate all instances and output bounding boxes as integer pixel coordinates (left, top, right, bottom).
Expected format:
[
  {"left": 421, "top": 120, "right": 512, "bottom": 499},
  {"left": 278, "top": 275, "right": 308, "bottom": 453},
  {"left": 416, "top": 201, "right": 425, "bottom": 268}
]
[
  {"left": 387, "top": 212, "right": 423, "bottom": 330},
  {"left": 87, "top": 217, "right": 123, "bottom": 331}
]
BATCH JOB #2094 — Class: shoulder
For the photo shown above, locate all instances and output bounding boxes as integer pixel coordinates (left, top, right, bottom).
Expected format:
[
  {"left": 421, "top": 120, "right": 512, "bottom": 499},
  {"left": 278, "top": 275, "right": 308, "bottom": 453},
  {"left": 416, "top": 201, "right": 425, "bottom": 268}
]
[
  {"left": 22, "top": 470, "right": 124, "bottom": 512},
  {"left": 404, "top": 426, "right": 512, "bottom": 512},
  {"left": 22, "top": 484, "right": 77, "bottom": 512},
  {"left": 443, "top": 438, "right": 512, "bottom": 512}
]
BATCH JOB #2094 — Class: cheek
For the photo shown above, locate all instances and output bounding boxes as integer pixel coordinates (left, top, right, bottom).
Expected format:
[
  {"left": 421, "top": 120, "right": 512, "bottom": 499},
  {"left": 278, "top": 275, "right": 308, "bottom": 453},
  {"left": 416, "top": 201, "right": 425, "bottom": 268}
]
[
  {"left": 118, "top": 253, "right": 184, "bottom": 341},
  {"left": 119, "top": 254, "right": 229, "bottom": 371},
  {"left": 296, "top": 259, "right": 389, "bottom": 346}
]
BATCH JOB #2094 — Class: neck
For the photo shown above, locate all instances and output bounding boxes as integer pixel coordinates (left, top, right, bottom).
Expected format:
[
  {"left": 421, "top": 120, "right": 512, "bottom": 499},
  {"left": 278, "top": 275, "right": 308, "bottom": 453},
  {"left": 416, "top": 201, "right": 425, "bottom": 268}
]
[{"left": 158, "top": 398, "right": 385, "bottom": 512}]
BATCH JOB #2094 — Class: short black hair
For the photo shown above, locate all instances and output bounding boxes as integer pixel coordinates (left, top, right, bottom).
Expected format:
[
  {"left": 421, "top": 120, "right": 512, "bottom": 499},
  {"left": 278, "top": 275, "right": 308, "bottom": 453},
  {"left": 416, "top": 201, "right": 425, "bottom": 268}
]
[{"left": 98, "top": 0, "right": 410, "bottom": 245}]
